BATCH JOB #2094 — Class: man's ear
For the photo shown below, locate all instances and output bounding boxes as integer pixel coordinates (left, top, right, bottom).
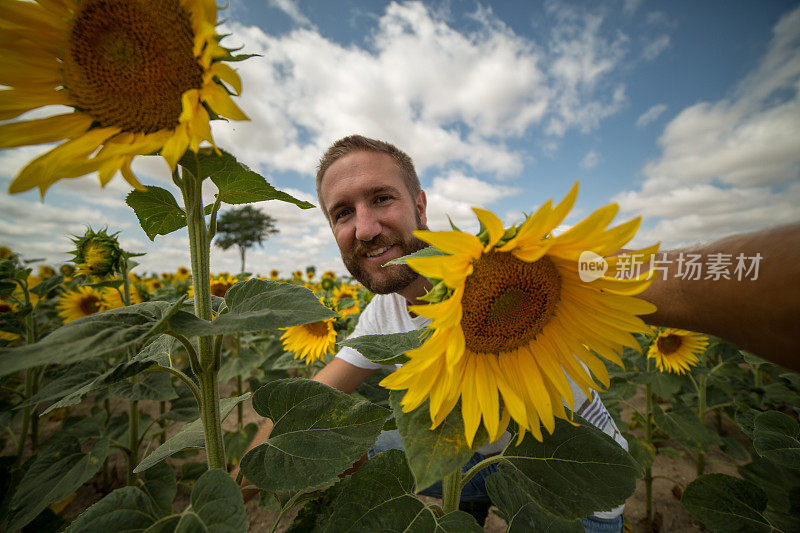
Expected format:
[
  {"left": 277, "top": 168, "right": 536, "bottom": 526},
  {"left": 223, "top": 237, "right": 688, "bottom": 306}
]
[{"left": 416, "top": 190, "right": 428, "bottom": 228}]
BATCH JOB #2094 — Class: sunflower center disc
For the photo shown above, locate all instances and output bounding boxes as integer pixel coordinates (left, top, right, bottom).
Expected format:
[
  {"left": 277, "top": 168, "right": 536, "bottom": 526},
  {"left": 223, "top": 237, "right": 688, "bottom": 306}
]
[
  {"left": 80, "top": 295, "right": 102, "bottom": 315},
  {"left": 64, "top": 0, "right": 203, "bottom": 133},
  {"left": 657, "top": 334, "right": 682, "bottom": 355},
  {"left": 461, "top": 252, "right": 561, "bottom": 354},
  {"left": 305, "top": 321, "right": 329, "bottom": 338}
]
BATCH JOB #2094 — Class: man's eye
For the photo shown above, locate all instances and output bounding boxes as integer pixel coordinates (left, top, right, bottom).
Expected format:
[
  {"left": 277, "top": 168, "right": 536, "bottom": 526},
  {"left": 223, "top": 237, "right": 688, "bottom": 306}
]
[
  {"left": 376, "top": 195, "right": 391, "bottom": 203},
  {"left": 334, "top": 209, "right": 351, "bottom": 221}
]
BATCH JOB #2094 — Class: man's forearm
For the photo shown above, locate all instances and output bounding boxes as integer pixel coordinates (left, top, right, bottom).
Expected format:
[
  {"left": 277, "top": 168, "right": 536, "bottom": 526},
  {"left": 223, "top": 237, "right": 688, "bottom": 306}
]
[{"left": 640, "top": 223, "right": 800, "bottom": 371}]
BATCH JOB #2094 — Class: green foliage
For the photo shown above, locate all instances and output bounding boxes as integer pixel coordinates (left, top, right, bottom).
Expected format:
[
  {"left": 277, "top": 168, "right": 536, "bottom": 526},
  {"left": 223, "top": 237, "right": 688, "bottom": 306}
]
[
  {"left": 126, "top": 186, "right": 189, "bottom": 241},
  {"left": 389, "top": 390, "right": 486, "bottom": 491},
  {"left": 169, "top": 279, "right": 337, "bottom": 338},
  {"left": 325, "top": 449, "right": 482, "bottom": 532},
  {"left": 486, "top": 473, "right": 583, "bottom": 532},
  {"left": 682, "top": 474, "right": 772, "bottom": 532},
  {"left": 338, "top": 328, "right": 427, "bottom": 365},
  {"left": 65, "top": 468, "right": 246, "bottom": 533},
  {"left": 752, "top": 410, "right": 800, "bottom": 469},
  {"left": 0, "top": 299, "right": 185, "bottom": 377},
  {"left": 240, "top": 378, "right": 389, "bottom": 492},
  {"left": 652, "top": 400, "right": 723, "bottom": 451},
  {"left": 498, "top": 418, "right": 642, "bottom": 520},
  {"left": 135, "top": 393, "right": 250, "bottom": 473}
]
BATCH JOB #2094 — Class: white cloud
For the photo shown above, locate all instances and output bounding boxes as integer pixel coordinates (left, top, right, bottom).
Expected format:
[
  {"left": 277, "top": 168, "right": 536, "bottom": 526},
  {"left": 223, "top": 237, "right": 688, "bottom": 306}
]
[
  {"left": 618, "top": 6, "right": 800, "bottom": 247},
  {"left": 268, "top": 0, "right": 313, "bottom": 27},
  {"left": 216, "top": 1, "right": 632, "bottom": 179},
  {"left": 579, "top": 150, "right": 602, "bottom": 169},
  {"left": 424, "top": 171, "right": 520, "bottom": 231},
  {"left": 636, "top": 104, "right": 667, "bottom": 128},
  {"left": 642, "top": 35, "right": 670, "bottom": 61}
]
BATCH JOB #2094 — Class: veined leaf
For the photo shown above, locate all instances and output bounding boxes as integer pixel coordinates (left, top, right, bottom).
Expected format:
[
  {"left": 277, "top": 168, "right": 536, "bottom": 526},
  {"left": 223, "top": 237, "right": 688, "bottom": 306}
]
[
  {"left": 174, "top": 469, "right": 247, "bottom": 532},
  {"left": 753, "top": 410, "right": 800, "bottom": 469},
  {"left": 389, "top": 390, "right": 487, "bottom": 491},
  {"left": 64, "top": 486, "right": 160, "bottom": 532},
  {"left": 126, "top": 186, "right": 186, "bottom": 241},
  {"left": 240, "top": 378, "right": 389, "bottom": 492},
  {"left": 325, "top": 449, "right": 482, "bottom": 532},
  {"left": 169, "top": 279, "right": 336, "bottom": 338},
  {"left": 8, "top": 437, "right": 111, "bottom": 531},
  {"left": 339, "top": 329, "right": 427, "bottom": 366},
  {"left": 681, "top": 474, "right": 771, "bottom": 533},
  {"left": 652, "top": 401, "right": 723, "bottom": 451},
  {"left": 498, "top": 418, "right": 642, "bottom": 520},
  {"left": 0, "top": 299, "right": 184, "bottom": 377},
  {"left": 134, "top": 393, "right": 250, "bottom": 473},
  {"left": 385, "top": 245, "right": 445, "bottom": 265},
  {"left": 486, "top": 473, "right": 583, "bottom": 532}
]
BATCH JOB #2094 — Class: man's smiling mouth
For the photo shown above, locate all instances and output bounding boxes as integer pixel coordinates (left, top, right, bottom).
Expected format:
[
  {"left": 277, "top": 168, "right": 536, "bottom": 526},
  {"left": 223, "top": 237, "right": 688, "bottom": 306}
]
[{"left": 365, "top": 246, "right": 391, "bottom": 257}]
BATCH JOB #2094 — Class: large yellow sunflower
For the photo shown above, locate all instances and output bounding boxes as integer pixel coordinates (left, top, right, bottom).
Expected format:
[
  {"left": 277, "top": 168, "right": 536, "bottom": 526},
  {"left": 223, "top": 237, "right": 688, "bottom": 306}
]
[
  {"left": 57, "top": 285, "right": 106, "bottom": 323},
  {"left": 280, "top": 311, "right": 337, "bottom": 366},
  {"left": 1, "top": 0, "right": 247, "bottom": 196},
  {"left": 101, "top": 285, "right": 143, "bottom": 310},
  {"left": 647, "top": 328, "right": 708, "bottom": 375},
  {"left": 381, "top": 183, "right": 658, "bottom": 446}
]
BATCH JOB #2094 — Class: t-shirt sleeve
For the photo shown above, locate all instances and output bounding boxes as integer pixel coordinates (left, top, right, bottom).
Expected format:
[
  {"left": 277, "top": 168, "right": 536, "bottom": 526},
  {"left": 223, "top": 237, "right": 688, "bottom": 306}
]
[{"left": 335, "top": 299, "right": 393, "bottom": 370}]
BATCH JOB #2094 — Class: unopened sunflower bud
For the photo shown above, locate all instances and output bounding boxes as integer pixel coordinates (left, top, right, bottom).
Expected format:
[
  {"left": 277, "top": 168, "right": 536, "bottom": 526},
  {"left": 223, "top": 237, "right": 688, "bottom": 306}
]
[{"left": 70, "top": 228, "right": 123, "bottom": 278}]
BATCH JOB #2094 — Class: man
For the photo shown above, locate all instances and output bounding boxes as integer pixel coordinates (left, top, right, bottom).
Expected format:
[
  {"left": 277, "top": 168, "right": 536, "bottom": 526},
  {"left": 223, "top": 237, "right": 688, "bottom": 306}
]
[{"left": 242, "top": 134, "right": 800, "bottom": 530}]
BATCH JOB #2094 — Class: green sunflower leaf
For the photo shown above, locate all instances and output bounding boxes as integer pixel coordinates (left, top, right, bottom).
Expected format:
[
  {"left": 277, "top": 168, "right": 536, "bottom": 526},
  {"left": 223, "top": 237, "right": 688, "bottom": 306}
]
[
  {"left": 134, "top": 393, "right": 250, "bottom": 473},
  {"left": 30, "top": 274, "right": 63, "bottom": 297},
  {"left": 486, "top": 472, "right": 584, "bottom": 532},
  {"left": 64, "top": 486, "right": 161, "bottom": 533},
  {"left": 326, "top": 449, "right": 482, "bottom": 532},
  {"left": 108, "top": 370, "right": 178, "bottom": 402},
  {"left": 141, "top": 461, "right": 177, "bottom": 518},
  {"left": 169, "top": 279, "right": 336, "bottom": 338},
  {"left": 7, "top": 436, "right": 111, "bottom": 532},
  {"left": 240, "top": 378, "right": 389, "bottom": 492},
  {"left": 753, "top": 410, "right": 800, "bottom": 469},
  {"left": 652, "top": 400, "right": 723, "bottom": 451},
  {"left": 739, "top": 455, "right": 800, "bottom": 515},
  {"left": 176, "top": 469, "right": 247, "bottom": 532},
  {"left": 681, "top": 474, "right": 771, "bottom": 532},
  {"left": 385, "top": 245, "right": 445, "bottom": 265},
  {"left": 498, "top": 417, "right": 642, "bottom": 520},
  {"left": 339, "top": 328, "right": 428, "bottom": 366},
  {"left": 125, "top": 186, "right": 187, "bottom": 241},
  {"left": 389, "top": 390, "right": 488, "bottom": 492},
  {"left": 0, "top": 299, "right": 185, "bottom": 378}
]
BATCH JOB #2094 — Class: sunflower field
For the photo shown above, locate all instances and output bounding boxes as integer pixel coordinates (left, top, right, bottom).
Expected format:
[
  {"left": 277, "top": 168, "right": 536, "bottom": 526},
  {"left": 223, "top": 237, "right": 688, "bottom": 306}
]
[{"left": 1, "top": 1, "right": 799, "bottom": 532}]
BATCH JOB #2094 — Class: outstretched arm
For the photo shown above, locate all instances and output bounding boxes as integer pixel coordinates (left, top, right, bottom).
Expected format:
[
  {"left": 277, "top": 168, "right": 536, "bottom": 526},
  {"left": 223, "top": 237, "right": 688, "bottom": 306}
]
[{"left": 640, "top": 222, "right": 800, "bottom": 371}]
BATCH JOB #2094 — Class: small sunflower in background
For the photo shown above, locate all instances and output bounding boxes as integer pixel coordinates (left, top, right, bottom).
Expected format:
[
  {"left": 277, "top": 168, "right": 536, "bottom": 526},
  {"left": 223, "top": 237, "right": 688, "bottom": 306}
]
[
  {"left": 0, "top": 247, "right": 14, "bottom": 261},
  {"left": 269, "top": 269, "right": 280, "bottom": 281},
  {"left": 145, "top": 278, "right": 164, "bottom": 293},
  {"left": 320, "top": 276, "right": 336, "bottom": 292},
  {"left": 174, "top": 267, "right": 191, "bottom": 282},
  {"left": 648, "top": 328, "right": 709, "bottom": 375},
  {"left": 333, "top": 284, "right": 360, "bottom": 316},
  {"left": 280, "top": 304, "right": 338, "bottom": 366},
  {"left": 1, "top": 0, "right": 248, "bottom": 196},
  {"left": 322, "top": 270, "right": 337, "bottom": 281},
  {"left": 37, "top": 265, "right": 56, "bottom": 279},
  {"left": 0, "top": 300, "right": 20, "bottom": 342},
  {"left": 60, "top": 264, "right": 76, "bottom": 279},
  {"left": 70, "top": 228, "right": 123, "bottom": 278},
  {"left": 292, "top": 270, "right": 303, "bottom": 282},
  {"left": 210, "top": 273, "right": 237, "bottom": 297},
  {"left": 381, "top": 183, "right": 658, "bottom": 446},
  {"left": 102, "top": 285, "right": 143, "bottom": 310},
  {"left": 57, "top": 286, "right": 106, "bottom": 323}
]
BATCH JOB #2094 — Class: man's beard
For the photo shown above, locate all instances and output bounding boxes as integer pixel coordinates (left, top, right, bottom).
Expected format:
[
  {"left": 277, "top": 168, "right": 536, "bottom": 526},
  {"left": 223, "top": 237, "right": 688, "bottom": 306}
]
[{"left": 342, "top": 226, "right": 429, "bottom": 295}]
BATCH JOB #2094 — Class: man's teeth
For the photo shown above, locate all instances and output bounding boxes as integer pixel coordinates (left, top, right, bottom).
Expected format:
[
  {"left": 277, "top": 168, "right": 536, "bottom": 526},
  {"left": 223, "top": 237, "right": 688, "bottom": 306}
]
[{"left": 366, "top": 246, "right": 390, "bottom": 257}]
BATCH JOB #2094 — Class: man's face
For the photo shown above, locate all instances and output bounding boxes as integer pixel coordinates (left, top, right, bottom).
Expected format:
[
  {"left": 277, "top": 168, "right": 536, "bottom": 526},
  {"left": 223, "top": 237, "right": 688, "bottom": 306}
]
[{"left": 320, "top": 151, "right": 428, "bottom": 294}]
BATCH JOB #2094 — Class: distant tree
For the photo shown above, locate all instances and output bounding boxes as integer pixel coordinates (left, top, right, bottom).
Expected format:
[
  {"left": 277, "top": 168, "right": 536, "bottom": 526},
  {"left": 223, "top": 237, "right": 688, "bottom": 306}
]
[{"left": 214, "top": 206, "right": 278, "bottom": 273}]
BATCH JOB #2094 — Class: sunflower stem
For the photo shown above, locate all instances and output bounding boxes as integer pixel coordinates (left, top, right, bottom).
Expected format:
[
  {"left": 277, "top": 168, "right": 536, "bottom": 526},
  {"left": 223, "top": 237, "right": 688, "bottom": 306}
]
[
  {"left": 441, "top": 469, "right": 462, "bottom": 514},
  {"left": 14, "top": 291, "right": 38, "bottom": 467},
  {"left": 122, "top": 258, "right": 140, "bottom": 485},
  {"left": 696, "top": 347, "right": 709, "bottom": 477},
  {"left": 180, "top": 160, "right": 226, "bottom": 470}
]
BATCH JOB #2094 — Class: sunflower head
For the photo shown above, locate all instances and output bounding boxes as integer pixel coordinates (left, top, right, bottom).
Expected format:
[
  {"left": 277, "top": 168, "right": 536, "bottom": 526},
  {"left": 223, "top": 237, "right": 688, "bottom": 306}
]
[
  {"left": 269, "top": 269, "right": 279, "bottom": 280},
  {"left": 2, "top": 0, "right": 249, "bottom": 196},
  {"left": 70, "top": 227, "right": 123, "bottom": 278},
  {"left": 60, "top": 264, "right": 76, "bottom": 278},
  {"left": 647, "top": 328, "right": 709, "bottom": 375},
  {"left": 210, "top": 274, "right": 237, "bottom": 297},
  {"left": 280, "top": 317, "right": 337, "bottom": 366},
  {"left": 0, "top": 247, "right": 14, "bottom": 261},
  {"left": 322, "top": 270, "right": 337, "bottom": 281},
  {"left": 292, "top": 270, "right": 303, "bottom": 281},
  {"left": 381, "top": 183, "right": 659, "bottom": 446},
  {"left": 37, "top": 265, "right": 56, "bottom": 279},
  {"left": 57, "top": 285, "right": 106, "bottom": 323},
  {"left": 175, "top": 266, "right": 191, "bottom": 281}
]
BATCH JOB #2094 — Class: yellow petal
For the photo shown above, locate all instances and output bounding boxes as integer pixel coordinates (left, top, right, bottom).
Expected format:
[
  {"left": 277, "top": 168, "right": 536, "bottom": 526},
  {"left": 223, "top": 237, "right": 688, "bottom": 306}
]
[
  {"left": 160, "top": 124, "right": 190, "bottom": 170},
  {"left": 472, "top": 207, "right": 505, "bottom": 249},
  {"left": 474, "top": 355, "right": 500, "bottom": 439},
  {"left": 201, "top": 82, "right": 249, "bottom": 121},
  {"left": 208, "top": 62, "right": 242, "bottom": 95},
  {"left": 548, "top": 182, "right": 579, "bottom": 229},
  {"left": 412, "top": 230, "right": 482, "bottom": 257},
  {"left": 0, "top": 113, "right": 92, "bottom": 148},
  {"left": 461, "top": 357, "right": 481, "bottom": 448},
  {"left": 0, "top": 88, "right": 72, "bottom": 120}
]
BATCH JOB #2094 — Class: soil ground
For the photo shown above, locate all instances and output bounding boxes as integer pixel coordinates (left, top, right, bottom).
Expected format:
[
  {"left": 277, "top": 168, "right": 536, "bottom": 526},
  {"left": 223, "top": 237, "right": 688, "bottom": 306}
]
[{"left": 8, "top": 383, "right": 748, "bottom": 532}]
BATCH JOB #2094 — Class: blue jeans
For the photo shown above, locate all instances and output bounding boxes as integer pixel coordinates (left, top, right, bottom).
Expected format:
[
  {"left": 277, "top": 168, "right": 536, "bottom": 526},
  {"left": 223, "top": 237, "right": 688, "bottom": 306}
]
[{"left": 368, "top": 430, "right": 624, "bottom": 532}]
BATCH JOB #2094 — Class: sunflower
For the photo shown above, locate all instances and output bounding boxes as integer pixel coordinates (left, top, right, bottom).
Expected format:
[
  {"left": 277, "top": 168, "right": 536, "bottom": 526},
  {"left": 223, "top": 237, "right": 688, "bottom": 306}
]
[
  {"left": 280, "top": 315, "right": 337, "bottom": 365},
  {"left": 333, "top": 284, "right": 360, "bottom": 316},
  {"left": 210, "top": 273, "right": 237, "bottom": 297},
  {"left": 269, "top": 269, "right": 279, "bottom": 281},
  {"left": 174, "top": 266, "right": 191, "bottom": 282},
  {"left": 647, "top": 328, "right": 708, "bottom": 375},
  {"left": 0, "top": 247, "right": 14, "bottom": 260},
  {"left": 57, "top": 285, "right": 106, "bottom": 323},
  {"left": 380, "top": 183, "right": 658, "bottom": 446},
  {"left": 292, "top": 270, "right": 303, "bottom": 281},
  {"left": 0, "top": 300, "right": 20, "bottom": 341},
  {"left": 101, "top": 285, "right": 143, "bottom": 309},
  {"left": 1, "top": 0, "right": 248, "bottom": 196}
]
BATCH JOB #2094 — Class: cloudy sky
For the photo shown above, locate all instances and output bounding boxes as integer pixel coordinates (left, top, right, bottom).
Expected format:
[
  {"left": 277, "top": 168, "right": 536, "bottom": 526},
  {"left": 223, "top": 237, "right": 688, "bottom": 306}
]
[{"left": 2, "top": 0, "right": 799, "bottom": 277}]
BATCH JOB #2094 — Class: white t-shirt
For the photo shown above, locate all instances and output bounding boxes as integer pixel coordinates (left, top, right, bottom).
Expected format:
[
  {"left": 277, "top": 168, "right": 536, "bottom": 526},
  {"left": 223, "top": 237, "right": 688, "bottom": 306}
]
[{"left": 337, "top": 292, "right": 627, "bottom": 519}]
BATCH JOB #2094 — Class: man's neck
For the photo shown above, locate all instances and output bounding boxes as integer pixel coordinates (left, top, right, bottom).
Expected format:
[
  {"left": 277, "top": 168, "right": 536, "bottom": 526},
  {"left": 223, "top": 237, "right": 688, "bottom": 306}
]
[{"left": 396, "top": 275, "right": 433, "bottom": 307}]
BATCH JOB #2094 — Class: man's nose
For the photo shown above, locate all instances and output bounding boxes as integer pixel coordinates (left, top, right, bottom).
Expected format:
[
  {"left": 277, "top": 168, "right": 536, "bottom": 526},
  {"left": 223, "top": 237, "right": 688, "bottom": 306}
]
[{"left": 354, "top": 208, "right": 381, "bottom": 242}]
